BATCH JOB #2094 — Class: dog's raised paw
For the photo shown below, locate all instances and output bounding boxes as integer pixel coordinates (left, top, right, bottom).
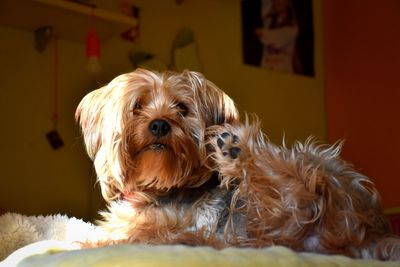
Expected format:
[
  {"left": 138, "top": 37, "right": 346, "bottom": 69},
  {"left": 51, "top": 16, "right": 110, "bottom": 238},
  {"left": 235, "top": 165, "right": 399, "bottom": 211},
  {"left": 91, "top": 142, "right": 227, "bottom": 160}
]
[{"left": 216, "top": 132, "right": 241, "bottom": 159}]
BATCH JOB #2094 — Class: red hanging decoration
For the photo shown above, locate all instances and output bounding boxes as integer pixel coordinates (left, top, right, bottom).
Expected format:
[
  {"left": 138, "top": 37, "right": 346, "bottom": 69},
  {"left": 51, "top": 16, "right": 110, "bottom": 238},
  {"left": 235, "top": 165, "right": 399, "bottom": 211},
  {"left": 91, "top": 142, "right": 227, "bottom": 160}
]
[
  {"left": 85, "top": 28, "right": 101, "bottom": 74},
  {"left": 86, "top": 28, "right": 101, "bottom": 58}
]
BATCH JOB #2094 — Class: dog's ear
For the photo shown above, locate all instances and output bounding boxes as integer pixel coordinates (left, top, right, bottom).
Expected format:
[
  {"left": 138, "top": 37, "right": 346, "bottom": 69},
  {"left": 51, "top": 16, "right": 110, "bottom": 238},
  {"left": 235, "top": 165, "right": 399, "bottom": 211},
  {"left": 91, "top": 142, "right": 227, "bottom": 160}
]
[
  {"left": 75, "top": 86, "right": 107, "bottom": 159},
  {"left": 76, "top": 69, "right": 164, "bottom": 201},
  {"left": 76, "top": 71, "right": 152, "bottom": 159},
  {"left": 182, "top": 71, "right": 239, "bottom": 126},
  {"left": 76, "top": 71, "right": 153, "bottom": 201},
  {"left": 75, "top": 83, "right": 126, "bottom": 201}
]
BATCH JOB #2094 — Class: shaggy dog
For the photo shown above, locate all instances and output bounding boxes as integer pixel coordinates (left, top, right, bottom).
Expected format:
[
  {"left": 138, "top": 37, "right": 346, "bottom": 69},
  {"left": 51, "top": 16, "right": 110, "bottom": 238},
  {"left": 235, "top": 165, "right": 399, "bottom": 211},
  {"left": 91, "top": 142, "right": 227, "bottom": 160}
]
[{"left": 76, "top": 69, "right": 400, "bottom": 261}]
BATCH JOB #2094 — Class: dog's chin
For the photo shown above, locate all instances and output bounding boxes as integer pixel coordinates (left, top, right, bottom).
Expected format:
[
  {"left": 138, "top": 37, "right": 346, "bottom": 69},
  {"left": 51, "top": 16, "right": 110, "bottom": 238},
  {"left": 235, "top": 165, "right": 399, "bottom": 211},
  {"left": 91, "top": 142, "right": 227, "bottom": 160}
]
[{"left": 128, "top": 144, "right": 188, "bottom": 191}]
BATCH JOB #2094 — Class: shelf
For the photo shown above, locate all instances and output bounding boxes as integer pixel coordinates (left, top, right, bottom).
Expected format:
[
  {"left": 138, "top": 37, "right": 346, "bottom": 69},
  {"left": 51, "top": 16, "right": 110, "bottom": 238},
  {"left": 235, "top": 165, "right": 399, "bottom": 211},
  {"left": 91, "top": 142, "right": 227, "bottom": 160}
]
[{"left": 0, "top": 0, "right": 137, "bottom": 42}]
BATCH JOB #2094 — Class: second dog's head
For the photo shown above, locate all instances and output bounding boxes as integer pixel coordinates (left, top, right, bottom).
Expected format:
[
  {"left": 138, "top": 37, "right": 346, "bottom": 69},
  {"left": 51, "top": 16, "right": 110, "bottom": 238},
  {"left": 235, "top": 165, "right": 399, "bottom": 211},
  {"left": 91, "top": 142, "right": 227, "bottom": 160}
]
[{"left": 76, "top": 69, "right": 238, "bottom": 202}]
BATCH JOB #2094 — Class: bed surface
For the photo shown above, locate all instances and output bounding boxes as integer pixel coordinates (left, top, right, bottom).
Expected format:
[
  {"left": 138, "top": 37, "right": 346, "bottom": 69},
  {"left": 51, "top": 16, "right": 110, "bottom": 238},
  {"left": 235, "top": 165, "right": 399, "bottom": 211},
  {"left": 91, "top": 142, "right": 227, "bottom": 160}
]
[{"left": 2, "top": 240, "right": 399, "bottom": 267}]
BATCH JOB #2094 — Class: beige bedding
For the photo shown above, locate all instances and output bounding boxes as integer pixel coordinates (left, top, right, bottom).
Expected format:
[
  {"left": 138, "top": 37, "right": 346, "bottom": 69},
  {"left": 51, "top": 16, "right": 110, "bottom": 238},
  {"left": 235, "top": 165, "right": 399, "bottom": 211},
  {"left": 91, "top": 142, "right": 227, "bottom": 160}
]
[{"left": 1, "top": 240, "right": 399, "bottom": 267}]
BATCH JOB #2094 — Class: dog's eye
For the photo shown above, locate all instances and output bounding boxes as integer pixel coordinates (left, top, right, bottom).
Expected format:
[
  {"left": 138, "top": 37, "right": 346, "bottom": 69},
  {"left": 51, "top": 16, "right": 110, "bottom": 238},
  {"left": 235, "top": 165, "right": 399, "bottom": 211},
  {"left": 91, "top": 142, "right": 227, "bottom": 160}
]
[
  {"left": 176, "top": 103, "right": 188, "bottom": 117},
  {"left": 133, "top": 102, "right": 142, "bottom": 111}
]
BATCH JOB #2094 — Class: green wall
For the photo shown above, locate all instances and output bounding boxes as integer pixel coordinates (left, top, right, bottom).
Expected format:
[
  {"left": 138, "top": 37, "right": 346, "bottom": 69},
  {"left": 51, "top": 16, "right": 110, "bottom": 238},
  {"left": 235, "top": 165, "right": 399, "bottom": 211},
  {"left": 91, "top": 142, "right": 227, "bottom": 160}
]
[{"left": 0, "top": 0, "right": 325, "bottom": 219}]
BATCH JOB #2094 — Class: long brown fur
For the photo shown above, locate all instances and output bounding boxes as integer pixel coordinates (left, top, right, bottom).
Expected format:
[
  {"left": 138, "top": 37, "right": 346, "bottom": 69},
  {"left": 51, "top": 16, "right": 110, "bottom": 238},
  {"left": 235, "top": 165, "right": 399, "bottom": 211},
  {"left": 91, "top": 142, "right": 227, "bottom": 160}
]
[{"left": 76, "top": 69, "right": 400, "bottom": 261}]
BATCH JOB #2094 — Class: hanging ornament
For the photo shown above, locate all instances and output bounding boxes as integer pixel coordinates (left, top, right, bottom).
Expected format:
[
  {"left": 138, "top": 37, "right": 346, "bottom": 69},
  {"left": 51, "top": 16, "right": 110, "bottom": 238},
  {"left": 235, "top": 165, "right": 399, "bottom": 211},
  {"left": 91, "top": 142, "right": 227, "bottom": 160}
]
[
  {"left": 46, "top": 35, "right": 64, "bottom": 150},
  {"left": 85, "top": 28, "right": 101, "bottom": 74}
]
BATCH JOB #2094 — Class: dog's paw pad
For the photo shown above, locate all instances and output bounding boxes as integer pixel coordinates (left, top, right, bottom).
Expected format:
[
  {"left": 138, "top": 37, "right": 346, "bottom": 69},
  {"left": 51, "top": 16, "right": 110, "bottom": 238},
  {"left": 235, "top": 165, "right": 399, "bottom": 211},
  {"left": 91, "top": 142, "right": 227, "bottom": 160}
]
[
  {"left": 221, "top": 132, "right": 230, "bottom": 139},
  {"left": 230, "top": 147, "right": 241, "bottom": 159},
  {"left": 216, "top": 132, "right": 241, "bottom": 160}
]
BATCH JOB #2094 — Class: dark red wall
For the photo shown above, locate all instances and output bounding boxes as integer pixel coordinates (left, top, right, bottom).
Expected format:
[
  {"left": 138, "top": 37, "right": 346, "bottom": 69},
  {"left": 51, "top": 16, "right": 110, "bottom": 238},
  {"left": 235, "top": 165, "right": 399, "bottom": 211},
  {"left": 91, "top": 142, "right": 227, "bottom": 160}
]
[{"left": 324, "top": 0, "right": 400, "bottom": 209}]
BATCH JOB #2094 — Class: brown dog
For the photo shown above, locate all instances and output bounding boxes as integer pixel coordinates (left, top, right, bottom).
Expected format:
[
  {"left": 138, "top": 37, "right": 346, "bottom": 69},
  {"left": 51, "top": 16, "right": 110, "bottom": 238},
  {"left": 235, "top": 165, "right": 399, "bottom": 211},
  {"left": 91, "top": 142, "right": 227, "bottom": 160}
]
[{"left": 76, "top": 69, "right": 400, "bottom": 261}]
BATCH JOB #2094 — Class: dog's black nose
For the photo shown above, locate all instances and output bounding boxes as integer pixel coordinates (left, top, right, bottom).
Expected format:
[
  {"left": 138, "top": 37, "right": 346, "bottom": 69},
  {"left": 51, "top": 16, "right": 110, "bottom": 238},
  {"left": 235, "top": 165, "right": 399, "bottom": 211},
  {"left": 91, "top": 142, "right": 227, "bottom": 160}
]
[{"left": 149, "top": 119, "right": 171, "bottom": 138}]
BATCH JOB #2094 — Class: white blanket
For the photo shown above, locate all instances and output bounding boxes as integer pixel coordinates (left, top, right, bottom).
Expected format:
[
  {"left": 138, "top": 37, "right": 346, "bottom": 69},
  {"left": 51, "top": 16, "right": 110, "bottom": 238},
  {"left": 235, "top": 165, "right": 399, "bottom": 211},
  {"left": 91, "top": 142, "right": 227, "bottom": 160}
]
[{"left": 0, "top": 213, "right": 101, "bottom": 260}]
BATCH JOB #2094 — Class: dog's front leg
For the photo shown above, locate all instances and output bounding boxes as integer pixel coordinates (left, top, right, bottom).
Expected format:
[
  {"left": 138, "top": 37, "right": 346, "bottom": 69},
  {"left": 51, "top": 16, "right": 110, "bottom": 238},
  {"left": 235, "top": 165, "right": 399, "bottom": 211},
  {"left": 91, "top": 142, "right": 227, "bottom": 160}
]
[
  {"left": 207, "top": 120, "right": 277, "bottom": 195},
  {"left": 208, "top": 122, "right": 291, "bottom": 246},
  {"left": 207, "top": 121, "right": 312, "bottom": 248}
]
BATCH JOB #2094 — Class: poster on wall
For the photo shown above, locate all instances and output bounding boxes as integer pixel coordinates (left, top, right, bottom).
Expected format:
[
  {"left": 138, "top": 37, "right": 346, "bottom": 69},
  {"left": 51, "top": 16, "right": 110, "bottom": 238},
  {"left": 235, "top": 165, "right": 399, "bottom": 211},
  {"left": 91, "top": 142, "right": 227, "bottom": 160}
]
[{"left": 241, "top": 0, "right": 314, "bottom": 77}]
